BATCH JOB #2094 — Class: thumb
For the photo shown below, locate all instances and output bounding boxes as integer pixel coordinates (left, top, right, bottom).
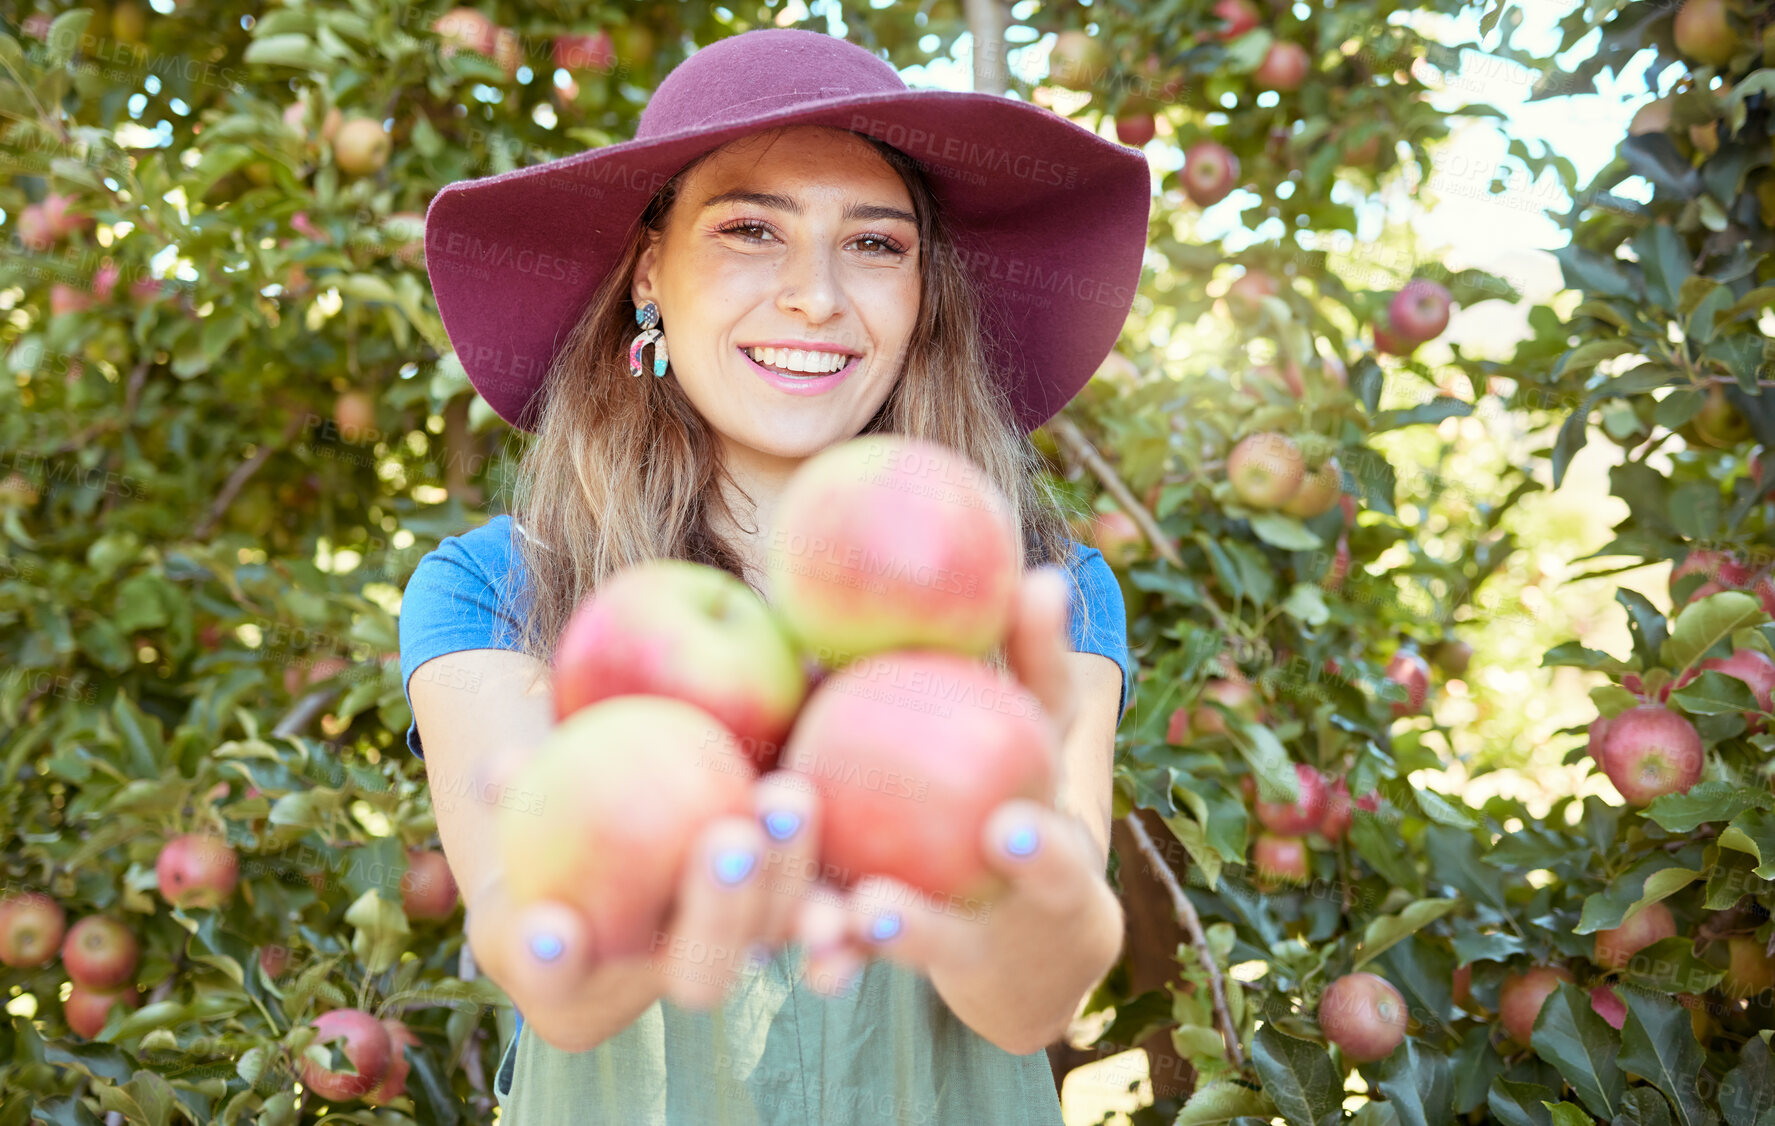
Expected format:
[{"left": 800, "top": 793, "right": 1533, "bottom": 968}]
[{"left": 1005, "top": 565, "right": 1076, "bottom": 734}]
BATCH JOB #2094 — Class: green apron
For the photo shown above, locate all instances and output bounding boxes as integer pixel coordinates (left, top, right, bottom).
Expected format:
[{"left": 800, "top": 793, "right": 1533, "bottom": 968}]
[{"left": 491, "top": 942, "right": 1065, "bottom": 1124}]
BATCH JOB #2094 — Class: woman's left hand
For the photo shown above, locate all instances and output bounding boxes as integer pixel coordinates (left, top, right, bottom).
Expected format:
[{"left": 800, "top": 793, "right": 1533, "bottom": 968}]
[{"left": 793, "top": 564, "right": 1117, "bottom": 997}]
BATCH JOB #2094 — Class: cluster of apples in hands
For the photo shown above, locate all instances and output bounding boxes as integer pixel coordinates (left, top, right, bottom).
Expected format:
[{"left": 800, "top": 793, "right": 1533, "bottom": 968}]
[{"left": 498, "top": 435, "right": 1060, "bottom": 980}]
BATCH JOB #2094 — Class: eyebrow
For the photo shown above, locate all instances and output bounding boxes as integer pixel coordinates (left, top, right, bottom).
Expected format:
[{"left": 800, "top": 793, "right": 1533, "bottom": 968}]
[{"left": 699, "top": 189, "right": 916, "bottom": 226}]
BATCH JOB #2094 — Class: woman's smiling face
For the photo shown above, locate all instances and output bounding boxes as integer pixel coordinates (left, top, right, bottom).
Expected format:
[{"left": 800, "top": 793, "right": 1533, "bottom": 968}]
[{"left": 631, "top": 125, "right": 922, "bottom": 462}]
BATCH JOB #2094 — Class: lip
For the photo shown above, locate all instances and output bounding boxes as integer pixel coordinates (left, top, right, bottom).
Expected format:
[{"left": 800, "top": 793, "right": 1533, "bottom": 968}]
[{"left": 739, "top": 346, "right": 859, "bottom": 396}]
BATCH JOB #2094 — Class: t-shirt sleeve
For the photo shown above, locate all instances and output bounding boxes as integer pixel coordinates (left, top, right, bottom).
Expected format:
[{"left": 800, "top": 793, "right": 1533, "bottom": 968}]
[
  {"left": 398, "top": 515, "right": 528, "bottom": 761},
  {"left": 1064, "top": 541, "right": 1134, "bottom": 723}
]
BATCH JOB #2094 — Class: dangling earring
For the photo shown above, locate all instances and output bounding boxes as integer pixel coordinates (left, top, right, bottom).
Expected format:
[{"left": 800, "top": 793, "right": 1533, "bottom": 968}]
[{"left": 629, "top": 301, "right": 669, "bottom": 378}]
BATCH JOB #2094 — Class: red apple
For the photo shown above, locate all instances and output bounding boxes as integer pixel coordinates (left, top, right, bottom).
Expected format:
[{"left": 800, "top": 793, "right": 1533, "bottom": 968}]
[
  {"left": 1228, "top": 432, "right": 1305, "bottom": 508},
  {"left": 554, "top": 31, "right": 617, "bottom": 72},
  {"left": 1724, "top": 936, "right": 1775, "bottom": 1001},
  {"left": 1282, "top": 458, "right": 1342, "bottom": 518},
  {"left": 432, "top": 6, "right": 498, "bottom": 61},
  {"left": 1590, "top": 983, "right": 1627, "bottom": 1030},
  {"left": 364, "top": 1018, "right": 420, "bottom": 1105},
  {"left": 1373, "top": 321, "right": 1415, "bottom": 356},
  {"left": 64, "top": 982, "right": 138, "bottom": 1040},
  {"left": 1252, "top": 833, "right": 1309, "bottom": 884},
  {"left": 1597, "top": 705, "right": 1705, "bottom": 804},
  {"left": 333, "top": 390, "right": 376, "bottom": 437},
  {"left": 1700, "top": 648, "right": 1775, "bottom": 721},
  {"left": 1115, "top": 114, "right": 1157, "bottom": 147},
  {"left": 301, "top": 1008, "right": 394, "bottom": 1102},
  {"left": 1324, "top": 535, "right": 1352, "bottom": 591},
  {"left": 765, "top": 435, "right": 1021, "bottom": 667},
  {"left": 498, "top": 697, "right": 756, "bottom": 960},
  {"left": 156, "top": 833, "right": 239, "bottom": 909},
  {"left": 1227, "top": 270, "right": 1280, "bottom": 318},
  {"left": 89, "top": 262, "right": 120, "bottom": 302},
  {"left": 17, "top": 193, "right": 89, "bottom": 249},
  {"left": 1089, "top": 509, "right": 1144, "bottom": 569},
  {"left": 259, "top": 944, "right": 291, "bottom": 979},
  {"left": 1166, "top": 707, "right": 1193, "bottom": 745},
  {"left": 1182, "top": 141, "right": 1241, "bottom": 207},
  {"left": 1212, "top": 0, "right": 1260, "bottom": 39},
  {"left": 61, "top": 916, "right": 138, "bottom": 989},
  {"left": 0, "top": 892, "right": 66, "bottom": 969},
  {"left": 1593, "top": 901, "right": 1677, "bottom": 972},
  {"left": 401, "top": 849, "right": 460, "bottom": 920},
  {"left": 1586, "top": 712, "right": 1615, "bottom": 760},
  {"left": 1499, "top": 965, "right": 1573, "bottom": 1045},
  {"left": 332, "top": 117, "right": 391, "bottom": 177},
  {"left": 1319, "top": 972, "right": 1408, "bottom": 1062},
  {"left": 783, "top": 651, "right": 1055, "bottom": 901},
  {"left": 1452, "top": 964, "right": 1474, "bottom": 1011},
  {"left": 1387, "top": 279, "right": 1452, "bottom": 344},
  {"left": 1254, "top": 41, "right": 1310, "bottom": 91},
  {"left": 1194, "top": 677, "right": 1260, "bottom": 735},
  {"left": 1673, "top": 0, "right": 1742, "bottom": 68},
  {"left": 1384, "top": 652, "right": 1431, "bottom": 716},
  {"left": 1318, "top": 778, "right": 1354, "bottom": 840},
  {"left": 283, "top": 99, "right": 342, "bottom": 145},
  {"left": 1254, "top": 763, "right": 1330, "bottom": 835},
  {"left": 552, "top": 558, "right": 809, "bottom": 770}
]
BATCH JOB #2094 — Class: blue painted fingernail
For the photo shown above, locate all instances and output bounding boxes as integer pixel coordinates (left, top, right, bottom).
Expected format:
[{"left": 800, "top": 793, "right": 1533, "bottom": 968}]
[
  {"left": 763, "top": 810, "right": 802, "bottom": 842},
  {"left": 713, "top": 847, "right": 757, "bottom": 886},
  {"left": 869, "top": 912, "right": 902, "bottom": 943},
  {"left": 1005, "top": 824, "right": 1041, "bottom": 859},
  {"left": 528, "top": 931, "right": 563, "bottom": 963}
]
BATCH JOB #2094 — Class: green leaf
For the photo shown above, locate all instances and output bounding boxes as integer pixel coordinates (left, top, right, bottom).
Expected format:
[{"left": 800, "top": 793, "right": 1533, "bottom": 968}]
[
  {"left": 1354, "top": 899, "right": 1461, "bottom": 970},
  {"left": 1451, "top": 1023, "right": 1504, "bottom": 1114},
  {"left": 1618, "top": 990, "right": 1712, "bottom": 1126},
  {"left": 1351, "top": 811, "right": 1424, "bottom": 896},
  {"left": 242, "top": 32, "right": 332, "bottom": 70},
  {"left": 1451, "top": 919, "right": 1525, "bottom": 964},
  {"left": 1618, "top": 589, "right": 1670, "bottom": 669},
  {"left": 1252, "top": 1025, "right": 1341, "bottom": 1126},
  {"left": 1529, "top": 982, "right": 1623, "bottom": 1119},
  {"left": 1720, "top": 808, "right": 1775, "bottom": 878},
  {"left": 1174, "top": 1081, "right": 1278, "bottom": 1126},
  {"left": 1249, "top": 512, "right": 1323, "bottom": 550},
  {"left": 344, "top": 887, "right": 410, "bottom": 974},
  {"left": 1424, "top": 825, "right": 1507, "bottom": 912},
  {"left": 1230, "top": 724, "right": 1297, "bottom": 806},
  {"left": 1636, "top": 223, "right": 1693, "bottom": 311},
  {"left": 1720, "top": 1036, "right": 1775, "bottom": 1126},
  {"left": 1542, "top": 641, "right": 1640, "bottom": 676},
  {"left": 1617, "top": 1087, "right": 1676, "bottom": 1126},
  {"left": 1644, "top": 782, "right": 1772, "bottom": 832},
  {"left": 1376, "top": 1040, "right": 1453, "bottom": 1126},
  {"left": 1669, "top": 671, "right": 1761, "bottom": 715},
  {"left": 1553, "top": 244, "right": 1643, "bottom": 301},
  {"left": 1577, "top": 860, "right": 1700, "bottom": 934},
  {"left": 1545, "top": 1103, "right": 1596, "bottom": 1126},
  {"left": 1621, "top": 936, "right": 1725, "bottom": 995},
  {"left": 1662, "top": 591, "right": 1765, "bottom": 674},
  {"left": 1490, "top": 1079, "right": 1556, "bottom": 1126},
  {"left": 44, "top": 9, "right": 93, "bottom": 66}
]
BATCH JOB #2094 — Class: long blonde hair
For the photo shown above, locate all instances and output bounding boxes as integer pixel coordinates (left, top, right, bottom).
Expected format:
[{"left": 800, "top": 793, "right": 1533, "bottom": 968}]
[{"left": 498, "top": 125, "right": 1090, "bottom": 677}]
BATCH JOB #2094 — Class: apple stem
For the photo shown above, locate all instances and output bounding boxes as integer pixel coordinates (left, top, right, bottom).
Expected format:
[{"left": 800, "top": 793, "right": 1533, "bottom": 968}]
[{"left": 1125, "top": 813, "right": 1246, "bottom": 1072}]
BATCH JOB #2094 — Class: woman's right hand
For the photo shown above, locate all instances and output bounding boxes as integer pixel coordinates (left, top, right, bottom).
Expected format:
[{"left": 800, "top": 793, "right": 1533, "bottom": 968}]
[{"left": 464, "top": 761, "right": 827, "bottom": 1048}]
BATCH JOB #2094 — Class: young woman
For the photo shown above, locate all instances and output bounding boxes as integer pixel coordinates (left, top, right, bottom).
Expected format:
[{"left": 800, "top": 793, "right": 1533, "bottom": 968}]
[{"left": 400, "top": 27, "right": 1151, "bottom": 1125}]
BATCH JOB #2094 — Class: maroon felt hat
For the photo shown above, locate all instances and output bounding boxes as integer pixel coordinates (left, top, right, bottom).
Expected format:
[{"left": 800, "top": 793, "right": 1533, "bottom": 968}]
[{"left": 422, "top": 27, "right": 1152, "bottom": 433}]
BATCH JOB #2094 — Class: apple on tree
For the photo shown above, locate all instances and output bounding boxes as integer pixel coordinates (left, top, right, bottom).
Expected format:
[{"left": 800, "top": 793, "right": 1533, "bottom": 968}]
[
  {"left": 1192, "top": 677, "right": 1261, "bottom": 735},
  {"left": 1227, "top": 269, "right": 1279, "bottom": 318},
  {"left": 1499, "top": 964, "right": 1573, "bottom": 1045},
  {"left": 301, "top": 1007, "right": 394, "bottom": 1102},
  {"left": 402, "top": 849, "right": 461, "bottom": 921},
  {"left": 1593, "top": 900, "right": 1676, "bottom": 972},
  {"left": 1386, "top": 279, "right": 1453, "bottom": 344},
  {"left": 498, "top": 696, "right": 757, "bottom": 960},
  {"left": 1672, "top": 0, "right": 1743, "bottom": 68},
  {"left": 1253, "top": 763, "right": 1329, "bottom": 835},
  {"left": 1723, "top": 935, "right": 1775, "bottom": 1001},
  {"left": 1047, "top": 30, "right": 1108, "bottom": 91},
  {"left": 1088, "top": 508, "right": 1143, "bottom": 569},
  {"left": 1251, "top": 832, "right": 1309, "bottom": 886},
  {"left": 1254, "top": 41, "right": 1310, "bottom": 91},
  {"left": 1318, "top": 972, "right": 1408, "bottom": 1062},
  {"left": 1182, "top": 141, "right": 1241, "bottom": 207},
  {"left": 1590, "top": 983, "right": 1628, "bottom": 1030},
  {"left": 1282, "top": 458, "right": 1342, "bottom": 519},
  {"left": 364, "top": 1018, "right": 421, "bottom": 1105},
  {"left": 1596, "top": 705, "right": 1704, "bottom": 804},
  {"left": 61, "top": 915, "right": 139, "bottom": 989},
  {"left": 332, "top": 118, "right": 391, "bottom": 177},
  {"left": 552, "top": 557, "right": 809, "bottom": 770},
  {"left": 156, "top": 833, "right": 239, "bottom": 909},
  {"left": 0, "top": 891, "right": 66, "bottom": 969},
  {"left": 782, "top": 649, "right": 1056, "bottom": 902},
  {"left": 1115, "top": 114, "right": 1157, "bottom": 148},
  {"left": 1211, "top": 0, "right": 1260, "bottom": 39},
  {"left": 1383, "top": 651, "right": 1431, "bottom": 716},
  {"left": 64, "top": 982, "right": 139, "bottom": 1040},
  {"left": 1227, "top": 432, "right": 1305, "bottom": 509}
]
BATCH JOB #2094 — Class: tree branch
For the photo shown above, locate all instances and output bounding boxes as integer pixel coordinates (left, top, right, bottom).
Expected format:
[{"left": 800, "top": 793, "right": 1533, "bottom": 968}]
[{"left": 1123, "top": 813, "right": 1245, "bottom": 1072}]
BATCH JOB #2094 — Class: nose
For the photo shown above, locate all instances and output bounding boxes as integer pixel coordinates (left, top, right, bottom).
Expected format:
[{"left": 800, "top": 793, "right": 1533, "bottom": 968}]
[{"left": 774, "top": 238, "right": 844, "bottom": 325}]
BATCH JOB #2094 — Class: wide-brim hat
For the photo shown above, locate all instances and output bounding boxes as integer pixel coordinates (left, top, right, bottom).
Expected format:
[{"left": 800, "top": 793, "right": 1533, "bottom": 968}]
[{"left": 422, "top": 27, "right": 1152, "bottom": 434}]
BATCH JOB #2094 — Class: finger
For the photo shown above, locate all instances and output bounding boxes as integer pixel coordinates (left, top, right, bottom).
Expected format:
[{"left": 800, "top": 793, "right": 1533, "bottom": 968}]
[
  {"left": 753, "top": 769, "right": 822, "bottom": 948},
  {"left": 653, "top": 815, "right": 769, "bottom": 1010},
  {"left": 836, "top": 873, "right": 991, "bottom": 975},
  {"left": 467, "top": 882, "right": 598, "bottom": 1012},
  {"left": 793, "top": 886, "right": 868, "bottom": 997},
  {"left": 1004, "top": 565, "right": 1079, "bottom": 736},
  {"left": 978, "top": 799, "right": 1100, "bottom": 914}
]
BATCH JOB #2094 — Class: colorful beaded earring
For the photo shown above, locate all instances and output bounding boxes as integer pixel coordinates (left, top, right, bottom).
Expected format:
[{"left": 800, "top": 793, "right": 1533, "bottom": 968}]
[{"left": 629, "top": 300, "right": 669, "bottom": 378}]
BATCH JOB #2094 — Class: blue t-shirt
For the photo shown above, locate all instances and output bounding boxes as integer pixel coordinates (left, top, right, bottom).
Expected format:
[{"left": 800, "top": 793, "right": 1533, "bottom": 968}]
[{"left": 398, "top": 514, "right": 1134, "bottom": 761}]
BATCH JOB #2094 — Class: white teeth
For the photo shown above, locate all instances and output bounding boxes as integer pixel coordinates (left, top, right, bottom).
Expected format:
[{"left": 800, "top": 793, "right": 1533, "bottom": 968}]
[{"left": 746, "top": 346, "right": 849, "bottom": 374}]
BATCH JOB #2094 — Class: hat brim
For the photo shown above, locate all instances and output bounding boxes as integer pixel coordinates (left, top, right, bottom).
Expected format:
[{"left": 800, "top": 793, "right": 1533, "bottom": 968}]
[{"left": 423, "top": 89, "right": 1152, "bottom": 433}]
